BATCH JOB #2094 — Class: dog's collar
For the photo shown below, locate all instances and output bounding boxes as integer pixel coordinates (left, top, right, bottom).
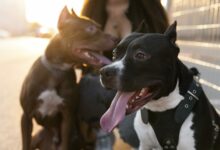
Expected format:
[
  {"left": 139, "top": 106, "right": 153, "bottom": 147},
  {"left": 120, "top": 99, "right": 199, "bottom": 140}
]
[
  {"left": 41, "top": 55, "right": 72, "bottom": 74},
  {"left": 174, "top": 78, "right": 202, "bottom": 124},
  {"left": 174, "top": 78, "right": 219, "bottom": 147},
  {"left": 141, "top": 78, "right": 202, "bottom": 125}
]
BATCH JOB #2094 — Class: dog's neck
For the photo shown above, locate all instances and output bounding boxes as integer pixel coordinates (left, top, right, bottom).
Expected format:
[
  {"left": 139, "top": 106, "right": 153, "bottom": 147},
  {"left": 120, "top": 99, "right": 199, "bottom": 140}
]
[
  {"left": 43, "top": 35, "right": 73, "bottom": 72},
  {"left": 144, "top": 81, "right": 184, "bottom": 112},
  {"left": 41, "top": 55, "right": 72, "bottom": 72},
  {"left": 177, "top": 59, "right": 194, "bottom": 96},
  {"left": 144, "top": 59, "right": 193, "bottom": 112}
]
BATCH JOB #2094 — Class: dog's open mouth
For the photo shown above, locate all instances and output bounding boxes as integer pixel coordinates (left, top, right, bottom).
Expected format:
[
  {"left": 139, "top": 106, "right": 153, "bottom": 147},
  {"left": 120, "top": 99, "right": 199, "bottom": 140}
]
[
  {"left": 100, "top": 82, "right": 161, "bottom": 132},
  {"left": 73, "top": 49, "right": 112, "bottom": 67}
]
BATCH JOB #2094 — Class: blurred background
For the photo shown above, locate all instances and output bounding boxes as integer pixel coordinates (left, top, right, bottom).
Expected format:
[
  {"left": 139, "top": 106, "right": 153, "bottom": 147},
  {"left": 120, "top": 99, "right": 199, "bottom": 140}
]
[{"left": 0, "top": 0, "right": 219, "bottom": 149}]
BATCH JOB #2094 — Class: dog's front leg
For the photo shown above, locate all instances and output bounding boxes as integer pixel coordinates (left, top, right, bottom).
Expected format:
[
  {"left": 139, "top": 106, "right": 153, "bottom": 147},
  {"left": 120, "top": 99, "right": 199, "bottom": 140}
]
[
  {"left": 59, "top": 110, "right": 72, "bottom": 150},
  {"left": 21, "top": 113, "right": 33, "bottom": 150}
]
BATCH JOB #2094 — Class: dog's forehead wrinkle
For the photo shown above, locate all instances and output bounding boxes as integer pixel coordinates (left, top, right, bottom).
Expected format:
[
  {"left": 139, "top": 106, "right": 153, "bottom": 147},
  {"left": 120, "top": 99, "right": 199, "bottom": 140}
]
[
  {"left": 119, "top": 32, "right": 144, "bottom": 46},
  {"left": 125, "top": 34, "right": 167, "bottom": 53}
]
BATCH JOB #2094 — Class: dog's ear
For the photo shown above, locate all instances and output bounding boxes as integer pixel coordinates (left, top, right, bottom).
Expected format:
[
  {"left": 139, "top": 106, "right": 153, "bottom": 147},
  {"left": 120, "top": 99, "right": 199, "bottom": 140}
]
[
  {"left": 58, "top": 6, "right": 77, "bottom": 30},
  {"left": 165, "top": 21, "right": 179, "bottom": 55},
  {"left": 164, "top": 21, "right": 177, "bottom": 44},
  {"left": 71, "top": 8, "right": 77, "bottom": 17},
  {"left": 135, "top": 20, "right": 149, "bottom": 33}
]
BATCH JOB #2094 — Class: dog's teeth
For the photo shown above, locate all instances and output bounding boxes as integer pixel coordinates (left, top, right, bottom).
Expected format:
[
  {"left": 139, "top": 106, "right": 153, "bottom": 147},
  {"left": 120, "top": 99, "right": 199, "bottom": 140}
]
[
  {"left": 141, "top": 88, "right": 145, "bottom": 93},
  {"left": 132, "top": 99, "right": 135, "bottom": 102},
  {"left": 84, "top": 52, "right": 90, "bottom": 57},
  {"left": 135, "top": 96, "right": 140, "bottom": 100},
  {"left": 139, "top": 88, "right": 147, "bottom": 96},
  {"left": 139, "top": 91, "right": 144, "bottom": 96},
  {"left": 126, "top": 105, "right": 129, "bottom": 109}
]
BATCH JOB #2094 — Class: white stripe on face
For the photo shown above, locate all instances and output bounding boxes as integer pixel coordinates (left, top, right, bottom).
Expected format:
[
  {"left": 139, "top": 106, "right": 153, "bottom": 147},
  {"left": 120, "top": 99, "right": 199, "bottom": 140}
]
[
  {"left": 103, "top": 60, "right": 124, "bottom": 89},
  {"left": 107, "top": 60, "right": 124, "bottom": 71}
]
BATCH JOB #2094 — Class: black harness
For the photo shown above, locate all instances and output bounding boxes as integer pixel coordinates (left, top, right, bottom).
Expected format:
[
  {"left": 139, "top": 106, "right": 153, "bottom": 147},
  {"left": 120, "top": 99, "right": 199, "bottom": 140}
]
[{"left": 141, "top": 79, "right": 219, "bottom": 150}]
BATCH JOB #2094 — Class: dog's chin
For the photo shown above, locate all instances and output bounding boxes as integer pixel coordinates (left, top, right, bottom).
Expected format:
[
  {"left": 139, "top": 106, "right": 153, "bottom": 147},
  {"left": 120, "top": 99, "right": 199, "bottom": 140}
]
[{"left": 72, "top": 48, "right": 112, "bottom": 67}]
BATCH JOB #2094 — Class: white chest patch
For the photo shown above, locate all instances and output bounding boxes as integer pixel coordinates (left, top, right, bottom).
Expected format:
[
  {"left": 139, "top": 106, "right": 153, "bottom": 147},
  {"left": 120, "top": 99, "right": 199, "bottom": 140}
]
[
  {"left": 177, "top": 113, "right": 195, "bottom": 150},
  {"left": 37, "top": 90, "right": 64, "bottom": 117},
  {"left": 144, "top": 82, "right": 184, "bottom": 112},
  {"left": 134, "top": 112, "right": 195, "bottom": 150},
  {"left": 134, "top": 110, "right": 162, "bottom": 150},
  {"left": 134, "top": 81, "right": 196, "bottom": 150}
]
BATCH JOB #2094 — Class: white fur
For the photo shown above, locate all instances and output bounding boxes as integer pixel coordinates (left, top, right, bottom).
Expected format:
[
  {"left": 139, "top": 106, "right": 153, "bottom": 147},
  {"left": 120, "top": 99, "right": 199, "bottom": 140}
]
[
  {"left": 134, "top": 110, "right": 162, "bottom": 150},
  {"left": 134, "top": 82, "right": 196, "bottom": 150},
  {"left": 134, "top": 111, "right": 195, "bottom": 150},
  {"left": 177, "top": 113, "right": 195, "bottom": 150},
  {"left": 144, "top": 82, "right": 184, "bottom": 112},
  {"left": 37, "top": 90, "right": 64, "bottom": 117},
  {"left": 110, "top": 60, "right": 124, "bottom": 88},
  {"left": 100, "top": 60, "right": 124, "bottom": 88},
  {"left": 108, "top": 60, "right": 124, "bottom": 71}
]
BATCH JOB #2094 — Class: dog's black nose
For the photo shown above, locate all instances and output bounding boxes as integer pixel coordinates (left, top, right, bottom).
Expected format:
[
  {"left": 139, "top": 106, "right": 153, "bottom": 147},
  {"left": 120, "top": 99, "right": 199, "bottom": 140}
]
[{"left": 100, "top": 67, "right": 116, "bottom": 79}]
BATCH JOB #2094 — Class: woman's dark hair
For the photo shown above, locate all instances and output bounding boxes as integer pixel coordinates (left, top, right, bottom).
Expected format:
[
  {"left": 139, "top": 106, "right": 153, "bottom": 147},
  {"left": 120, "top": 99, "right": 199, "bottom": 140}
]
[
  {"left": 81, "top": 0, "right": 169, "bottom": 33},
  {"left": 80, "top": 0, "right": 169, "bottom": 68}
]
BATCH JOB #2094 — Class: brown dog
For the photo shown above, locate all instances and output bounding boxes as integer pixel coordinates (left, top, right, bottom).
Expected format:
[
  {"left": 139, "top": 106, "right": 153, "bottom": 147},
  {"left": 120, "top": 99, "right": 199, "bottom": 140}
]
[{"left": 20, "top": 6, "right": 116, "bottom": 150}]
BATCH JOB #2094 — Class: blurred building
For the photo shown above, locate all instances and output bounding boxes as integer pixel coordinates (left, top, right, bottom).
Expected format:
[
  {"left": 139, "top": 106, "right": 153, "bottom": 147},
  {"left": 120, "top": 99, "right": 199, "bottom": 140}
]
[
  {"left": 170, "top": 0, "right": 220, "bottom": 45},
  {"left": 0, "top": 0, "right": 27, "bottom": 35}
]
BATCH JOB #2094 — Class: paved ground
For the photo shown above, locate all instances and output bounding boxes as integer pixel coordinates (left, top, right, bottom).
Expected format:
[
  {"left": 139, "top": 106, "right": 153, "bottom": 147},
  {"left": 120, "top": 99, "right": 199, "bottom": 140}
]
[
  {"left": 0, "top": 37, "right": 219, "bottom": 150},
  {"left": 0, "top": 37, "right": 47, "bottom": 150}
]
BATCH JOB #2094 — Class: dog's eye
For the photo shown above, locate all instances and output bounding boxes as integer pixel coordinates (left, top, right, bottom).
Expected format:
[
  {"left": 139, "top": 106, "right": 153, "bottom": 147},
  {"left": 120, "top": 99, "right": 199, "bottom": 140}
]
[
  {"left": 86, "top": 25, "right": 97, "bottom": 34},
  {"left": 134, "top": 51, "right": 151, "bottom": 61}
]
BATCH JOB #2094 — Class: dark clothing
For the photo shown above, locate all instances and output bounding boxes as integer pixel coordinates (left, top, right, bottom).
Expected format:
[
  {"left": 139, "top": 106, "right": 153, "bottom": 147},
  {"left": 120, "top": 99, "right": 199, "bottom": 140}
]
[
  {"left": 79, "top": 0, "right": 169, "bottom": 148},
  {"left": 118, "top": 112, "right": 139, "bottom": 148},
  {"left": 79, "top": 73, "right": 115, "bottom": 124},
  {"left": 79, "top": 73, "right": 139, "bottom": 148}
]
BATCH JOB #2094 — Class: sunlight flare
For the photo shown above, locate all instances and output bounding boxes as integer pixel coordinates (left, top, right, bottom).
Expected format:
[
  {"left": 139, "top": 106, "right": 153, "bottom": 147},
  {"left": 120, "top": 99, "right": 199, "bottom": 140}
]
[{"left": 25, "top": 0, "right": 85, "bottom": 29}]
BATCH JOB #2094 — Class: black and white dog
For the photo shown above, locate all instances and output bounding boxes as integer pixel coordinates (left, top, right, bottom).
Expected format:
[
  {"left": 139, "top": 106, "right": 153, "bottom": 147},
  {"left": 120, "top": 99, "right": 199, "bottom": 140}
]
[{"left": 99, "top": 22, "right": 220, "bottom": 150}]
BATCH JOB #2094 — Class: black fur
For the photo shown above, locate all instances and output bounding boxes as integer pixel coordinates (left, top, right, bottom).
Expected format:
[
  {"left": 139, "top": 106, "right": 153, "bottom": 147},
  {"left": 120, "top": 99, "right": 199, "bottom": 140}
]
[{"left": 100, "top": 22, "right": 220, "bottom": 149}]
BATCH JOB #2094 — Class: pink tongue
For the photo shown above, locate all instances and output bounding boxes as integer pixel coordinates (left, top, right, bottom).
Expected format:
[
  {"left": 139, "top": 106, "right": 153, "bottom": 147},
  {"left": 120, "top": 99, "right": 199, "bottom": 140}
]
[
  {"left": 90, "top": 52, "right": 112, "bottom": 65},
  {"left": 100, "top": 91, "right": 135, "bottom": 132}
]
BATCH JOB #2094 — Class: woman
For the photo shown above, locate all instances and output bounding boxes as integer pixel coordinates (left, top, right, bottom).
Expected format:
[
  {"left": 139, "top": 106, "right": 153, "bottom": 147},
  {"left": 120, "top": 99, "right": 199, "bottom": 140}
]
[{"left": 81, "top": 0, "right": 168, "bottom": 59}]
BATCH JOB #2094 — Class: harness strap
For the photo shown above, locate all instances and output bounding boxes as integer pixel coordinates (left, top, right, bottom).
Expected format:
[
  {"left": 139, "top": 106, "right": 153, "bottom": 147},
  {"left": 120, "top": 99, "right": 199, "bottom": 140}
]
[
  {"left": 175, "top": 79, "right": 202, "bottom": 124},
  {"left": 141, "top": 78, "right": 202, "bottom": 149},
  {"left": 141, "top": 78, "right": 220, "bottom": 149}
]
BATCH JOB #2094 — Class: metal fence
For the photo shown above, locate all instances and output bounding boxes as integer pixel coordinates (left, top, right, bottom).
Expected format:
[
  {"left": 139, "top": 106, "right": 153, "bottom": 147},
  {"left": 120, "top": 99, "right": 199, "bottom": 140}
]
[{"left": 170, "top": 0, "right": 220, "bottom": 44}]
